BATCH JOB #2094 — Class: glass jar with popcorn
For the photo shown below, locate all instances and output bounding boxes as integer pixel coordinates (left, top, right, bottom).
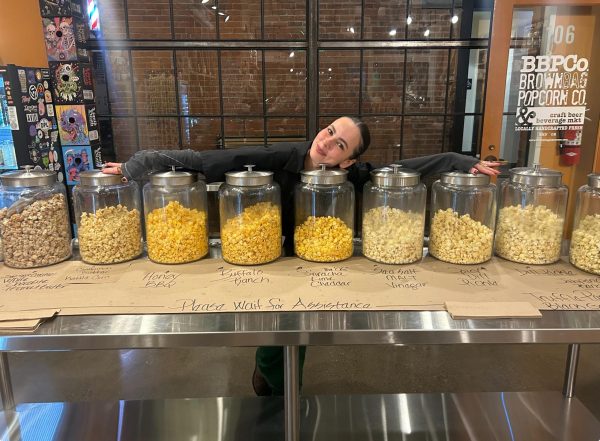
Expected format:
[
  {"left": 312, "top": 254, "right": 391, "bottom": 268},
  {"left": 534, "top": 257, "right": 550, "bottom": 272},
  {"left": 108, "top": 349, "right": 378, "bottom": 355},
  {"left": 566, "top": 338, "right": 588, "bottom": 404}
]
[
  {"left": 362, "top": 165, "right": 426, "bottom": 264},
  {"left": 0, "top": 166, "right": 72, "bottom": 268},
  {"left": 74, "top": 170, "right": 142, "bottom": 264},
  {"left": 496, "top": 165, "right": 567, "bottom": 264},
  {"left": 295, "top": 165, "right": 354, "bottom": 262},
  {"left": 219, "top": 165, "right": 281, "bottom": 265},
  {"left": 570, "top": 174, "right": 600, "bottom": 274},
  {"left": 429, "top": 172, "right": 496, "bottom": 264},
  {"left": 144, "top": 168, "right": 208, "bottom": 264}
]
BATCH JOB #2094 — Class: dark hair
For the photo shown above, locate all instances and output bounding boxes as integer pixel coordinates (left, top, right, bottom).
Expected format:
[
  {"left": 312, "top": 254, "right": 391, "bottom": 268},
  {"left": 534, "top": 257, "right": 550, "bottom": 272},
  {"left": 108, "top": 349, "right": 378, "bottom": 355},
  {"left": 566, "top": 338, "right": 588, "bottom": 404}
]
[{"left": 347, "top": 116, "right": 371, "bottom": 159}]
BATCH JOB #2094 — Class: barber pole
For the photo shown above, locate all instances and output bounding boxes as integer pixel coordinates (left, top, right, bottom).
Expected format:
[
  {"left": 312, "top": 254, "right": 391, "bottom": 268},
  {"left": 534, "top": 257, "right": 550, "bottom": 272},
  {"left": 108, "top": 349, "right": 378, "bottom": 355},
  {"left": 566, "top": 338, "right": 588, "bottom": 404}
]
[{"left": 87, "top": 0, "right": 100, "bottom": 31}]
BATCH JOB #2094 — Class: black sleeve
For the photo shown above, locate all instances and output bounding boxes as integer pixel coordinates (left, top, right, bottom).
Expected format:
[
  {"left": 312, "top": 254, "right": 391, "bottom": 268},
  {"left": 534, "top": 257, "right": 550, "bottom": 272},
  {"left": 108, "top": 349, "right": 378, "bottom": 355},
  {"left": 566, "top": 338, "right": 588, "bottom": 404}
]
[
  {"left": 397, "top": 152, "right": 478, "bottom": 178},
  {"left": 122, "top": 143, "right": 303, "bottom": 182}
]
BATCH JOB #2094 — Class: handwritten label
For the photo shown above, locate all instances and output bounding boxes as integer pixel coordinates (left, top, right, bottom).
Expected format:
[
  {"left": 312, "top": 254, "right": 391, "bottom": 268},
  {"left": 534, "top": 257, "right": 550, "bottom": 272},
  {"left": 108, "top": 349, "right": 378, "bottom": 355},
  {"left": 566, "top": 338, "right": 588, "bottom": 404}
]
[
  {"left": 457, "top": 267, "right": 498, "bottom": 287},
  {"left": 371, "top": 264, "right": 427, "bottom": 290},
  {"left": 296, "top": 265, "right": 351, "bottom": 288},
  {"left": 528, "top": 290, "right": 600, "bottom": 310},
  {"left": 2, "top": 271, "right": 65, "bottom": 292},
  {"left": 563, "top": 277, "right": 600, "bottom": 289},
  {"left": 142, "top": 271, "right": 180, "bottom": 289},
  {"left": 63, "top": 265, "right": 118, "bottom": 283},
  {"left": 212, "top": 267, "right": 270, "bottom": 286},
  {"left": 515, "top": 267, "right": 575, "bottom": 277}
]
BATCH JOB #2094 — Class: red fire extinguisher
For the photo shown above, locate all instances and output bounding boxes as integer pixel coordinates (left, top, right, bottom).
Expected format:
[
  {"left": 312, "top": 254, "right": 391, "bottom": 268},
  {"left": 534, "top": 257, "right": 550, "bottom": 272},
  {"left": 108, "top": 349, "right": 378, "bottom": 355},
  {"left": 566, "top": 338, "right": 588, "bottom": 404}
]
[{"left": 559, "top": 129, "right": 582, "bottom": 166}]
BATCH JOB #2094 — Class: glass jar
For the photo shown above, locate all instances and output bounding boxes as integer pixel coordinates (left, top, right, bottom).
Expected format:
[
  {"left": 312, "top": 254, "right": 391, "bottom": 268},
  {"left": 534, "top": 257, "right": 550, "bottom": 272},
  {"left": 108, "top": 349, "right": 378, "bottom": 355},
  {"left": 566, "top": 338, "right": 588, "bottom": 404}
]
[
  {"left": 496, "top": 165, "right": 567, "bottom": 264},
  {"left": 570, "top": 174, "right": 600, "bottom": 274},
  {"left": 0, "top": 166, "right": 71, "bottom": 268},
  {"left": 73, "top": 171, "right": 142, "bottom": 264},
  {"left": 219, "top": 165, "right": 281, "bottom": 265},
  {"left": 143, "top": 169, "right": 208, "bottom": 264},
  {"left": 362, "top": 165, "right": 426, "bottom": 264},
  {"left": 295, "top": 165, "right": 354, "bottom": 262},
  {"left": 429, "top": 172, "right": 496, "bottom": 264}
]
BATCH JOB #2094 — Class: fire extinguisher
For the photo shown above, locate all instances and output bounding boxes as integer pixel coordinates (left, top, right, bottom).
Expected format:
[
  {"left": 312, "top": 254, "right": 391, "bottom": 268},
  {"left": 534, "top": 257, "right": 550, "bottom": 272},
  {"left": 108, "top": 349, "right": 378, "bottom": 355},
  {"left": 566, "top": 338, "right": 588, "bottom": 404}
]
[{"left": 559, "top": 128, "right": 582, "bottom": 166}]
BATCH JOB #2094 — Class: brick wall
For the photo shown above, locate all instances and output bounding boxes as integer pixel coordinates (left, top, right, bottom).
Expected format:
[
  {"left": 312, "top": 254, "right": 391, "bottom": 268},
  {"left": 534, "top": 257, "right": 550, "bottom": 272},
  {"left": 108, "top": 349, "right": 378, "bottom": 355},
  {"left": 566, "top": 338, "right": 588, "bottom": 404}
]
[
  {"left": 221, "top": 50, "right": 263, "bottom": 115},
  {"left": 176, "top": 51, "right": 220, "bottom": 115},
  {"left": 94, "top": 0, "right": 483, "bottom": 161},
  {"left": 127, "top": 0, "right": 172, "bottom": 39},
  {"left": 173, "top": 0, "right": 216, "bottom": 39}
]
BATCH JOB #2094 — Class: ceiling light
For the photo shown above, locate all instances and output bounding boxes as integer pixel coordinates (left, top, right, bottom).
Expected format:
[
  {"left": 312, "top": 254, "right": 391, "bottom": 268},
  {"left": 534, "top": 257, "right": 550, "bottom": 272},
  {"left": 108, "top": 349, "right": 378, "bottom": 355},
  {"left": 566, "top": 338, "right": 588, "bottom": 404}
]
[
  {"left": 225, "top": 15, "right": 230, "bottom": 22},
  {"left": 451, "top": 15, "right": 459, "bottom": 24},
  {"left": 211, "top": 5, "right": 216, "bottom": 9},
  {"left": 389, "top": 29, "right": 397, "bottom": 36},
  {"left": 406, "top": 16, "right": 412, "bottom": 25},
  {"left": 424, "top": 29, "right": 430, "bottom": 37},
  {"left": 349, "top": 27, "right": 355, "bottom": 33},
  {"left": 218, "top": 11, "right": 225, "bottom": 15},
  {"left": 202, "top": 0, "right": 209, "bottom": 3},
  {"left": 289, "top": 51, "right": 295, "bottom": 58},
  {"left": 290, "top": 68, "right": 294, "bottom": 72}
]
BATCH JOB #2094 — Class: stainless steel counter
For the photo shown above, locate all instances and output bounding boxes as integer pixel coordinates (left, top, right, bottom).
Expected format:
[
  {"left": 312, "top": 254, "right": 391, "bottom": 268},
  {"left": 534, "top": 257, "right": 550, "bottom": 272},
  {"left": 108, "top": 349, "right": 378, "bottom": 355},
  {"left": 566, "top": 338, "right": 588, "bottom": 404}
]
[{"left": 0, "top": 310, "right": 599, "bottom": 351}]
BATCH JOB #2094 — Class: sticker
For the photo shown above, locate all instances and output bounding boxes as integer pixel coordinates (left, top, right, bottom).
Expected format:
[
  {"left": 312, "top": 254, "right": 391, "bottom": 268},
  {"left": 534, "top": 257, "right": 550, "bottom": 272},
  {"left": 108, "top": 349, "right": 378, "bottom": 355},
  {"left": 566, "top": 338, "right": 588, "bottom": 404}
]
[
  {"left": 43, "top": 17, "right": 77, "bottom": 61},
  {"left": 51, "top": 62, "right": 82, "bottom": 103},
  {"left": 38, "top": 100, "right": 46, "bottom": 116},
  {"left": 29, "top": 125, "right": 38, "bottom": 137},
  {"left": 83, "top": 89, "right": 94, "bottom": 101},
  {"left": 88, "top": 129, "right": 99, "bottom": 141},
  {"left": 26, "top": 113, "right": 39, "bottom": 123},
  {"left": 35, "top": 70, "right": 42, "bottom": 81},
  {"left": 44, "top": 90, "right": 53, "bottom": 103},
  {"left": 56, "top": 104, "right": 88, "bottom": 145},
  {"left": 28, "top": 84, "right": 39, "bottom": 100},
  {"left": 43, "top": 80, "right": 49, "bottom": 89},
  {"left": 18, "top": 69, "right": 27, "bottom": 93},
  {"left": 7, "top": 107, "right": 19, "bottom": 130},
  {"left": 62, "top": 145, "right": 92, "bottom": 185},
  {"left": 47, "top": 104, "right": 55, "bottom": 117}
]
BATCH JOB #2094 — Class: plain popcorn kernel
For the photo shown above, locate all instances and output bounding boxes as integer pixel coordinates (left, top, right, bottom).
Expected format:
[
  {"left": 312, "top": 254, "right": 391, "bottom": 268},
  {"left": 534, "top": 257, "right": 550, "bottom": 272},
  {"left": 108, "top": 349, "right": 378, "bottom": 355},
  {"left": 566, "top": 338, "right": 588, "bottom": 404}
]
[
  {"left": 362, "top": 207, "right": 423, "bottom": 264},
  {"left": 429, "top": 208, "right": 493, "bottom": 264},
  {"left": 570, "top": 214, "right": 600, "bottom": 275},
  {"left": 79, "top": 205, "right": 143, "bottom": 264},
  {"left": 495, "top": 204, "right": 563, "bottom": 264}
]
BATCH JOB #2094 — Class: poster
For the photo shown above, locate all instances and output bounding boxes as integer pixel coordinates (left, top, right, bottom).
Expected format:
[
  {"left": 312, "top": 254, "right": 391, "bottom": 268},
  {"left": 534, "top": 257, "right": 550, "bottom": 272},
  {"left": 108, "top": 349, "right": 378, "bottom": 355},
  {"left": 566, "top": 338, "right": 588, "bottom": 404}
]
[
  {"left": 56, "top": 104, "right": 89, "bottom": 145},
  {"left": 62, "top": 145, "right": 92, "bottom": 185},
  {"left": 0, "top": 75, "right": 17, "bottom": 170}
]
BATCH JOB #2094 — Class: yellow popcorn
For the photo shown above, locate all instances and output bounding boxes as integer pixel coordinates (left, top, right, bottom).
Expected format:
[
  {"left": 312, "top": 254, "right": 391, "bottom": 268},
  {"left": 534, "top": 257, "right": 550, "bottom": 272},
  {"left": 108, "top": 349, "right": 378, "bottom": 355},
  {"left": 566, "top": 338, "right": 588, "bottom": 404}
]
[
  {"left": 570, "top": 214, "right": 600, "bottom": 275},
  {"left": 429, "top": 208, "right": 493, "bottom": 264},
  {"left": 221, "top": 202, "right": 281, "bottom": 265},
  {"left": 294, "top": 216, "right": 353, "bottom": 262},
  {"left": 79, "top": 204, "right": 142, "bottom": 264},
  {"left": 146, "top": 200, "right": 208, "bottom": 264}
]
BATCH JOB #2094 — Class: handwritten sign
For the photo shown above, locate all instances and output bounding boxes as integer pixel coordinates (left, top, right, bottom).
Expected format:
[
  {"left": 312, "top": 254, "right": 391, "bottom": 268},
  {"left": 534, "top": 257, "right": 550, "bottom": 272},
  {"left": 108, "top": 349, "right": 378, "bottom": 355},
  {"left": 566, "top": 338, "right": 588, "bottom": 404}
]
[
  {"left": 370, "top": 264, "right": 427, "bottom": 290},
  {"left": 142, "top": 271, "right": 181, "bottom": 289},
  {"left": 1, "top": 271, "right": 65, "bottom": 292},
  {"left": 296, "top": 265, "right": 351, "bottom": 288},
  {"left": 456, "top": 267, "right": 499, "bottom": 288},
  {"left": 211, "top": 267, "right": 270, "bottom": 286},
  {"left": 62, "top": 264, "right": 122, "bottom": 284}
]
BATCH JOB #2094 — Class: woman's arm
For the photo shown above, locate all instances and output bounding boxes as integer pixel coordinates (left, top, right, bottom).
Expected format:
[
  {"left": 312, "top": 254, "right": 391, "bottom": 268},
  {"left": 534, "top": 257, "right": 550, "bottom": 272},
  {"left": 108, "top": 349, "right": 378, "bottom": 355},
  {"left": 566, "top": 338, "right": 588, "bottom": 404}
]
[
  {"left": 103, "top": 142, "right": 308, "bottom": 181},
  {"left": 397, "top": 152, "right": 500, "bottom": 178}
]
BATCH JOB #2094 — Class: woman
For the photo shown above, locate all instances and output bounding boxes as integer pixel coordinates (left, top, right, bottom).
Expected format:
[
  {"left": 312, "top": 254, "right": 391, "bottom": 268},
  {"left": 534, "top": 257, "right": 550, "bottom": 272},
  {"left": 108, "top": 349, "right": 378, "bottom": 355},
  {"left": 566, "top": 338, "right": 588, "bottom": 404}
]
[{"left": 103, "top": 116, "right": 500, "bottom": 396}]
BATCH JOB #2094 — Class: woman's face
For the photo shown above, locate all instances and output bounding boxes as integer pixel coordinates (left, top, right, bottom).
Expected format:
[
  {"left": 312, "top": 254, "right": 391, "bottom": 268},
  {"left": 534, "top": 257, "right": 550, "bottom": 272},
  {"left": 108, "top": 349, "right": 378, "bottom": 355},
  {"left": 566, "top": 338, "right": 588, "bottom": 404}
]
[{"left": 309, "top": 117, "right": 361, "bottom": 169}]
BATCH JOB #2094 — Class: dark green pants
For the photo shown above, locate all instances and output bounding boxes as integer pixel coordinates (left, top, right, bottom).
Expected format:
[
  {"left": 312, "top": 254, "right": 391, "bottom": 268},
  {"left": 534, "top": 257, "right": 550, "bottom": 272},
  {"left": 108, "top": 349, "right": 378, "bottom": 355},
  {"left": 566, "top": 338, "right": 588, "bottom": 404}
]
[{"left": 256, "top": 346, "right": 307, "bottom": 396}]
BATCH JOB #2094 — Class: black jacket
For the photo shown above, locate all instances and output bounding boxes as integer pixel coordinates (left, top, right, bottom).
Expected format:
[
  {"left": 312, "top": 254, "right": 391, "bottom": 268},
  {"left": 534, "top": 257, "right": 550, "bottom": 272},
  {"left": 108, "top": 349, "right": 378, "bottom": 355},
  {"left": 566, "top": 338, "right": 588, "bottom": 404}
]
[{"left": 122, "top": 142, "right": 479, "bottom": 251}]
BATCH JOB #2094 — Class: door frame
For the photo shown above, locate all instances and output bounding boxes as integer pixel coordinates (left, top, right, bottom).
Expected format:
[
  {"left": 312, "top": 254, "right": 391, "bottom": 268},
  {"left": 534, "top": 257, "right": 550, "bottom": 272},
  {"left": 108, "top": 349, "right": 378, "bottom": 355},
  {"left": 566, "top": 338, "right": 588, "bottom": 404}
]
[{"left": 481, "top": 0, "right": 600, "bottom": 173}]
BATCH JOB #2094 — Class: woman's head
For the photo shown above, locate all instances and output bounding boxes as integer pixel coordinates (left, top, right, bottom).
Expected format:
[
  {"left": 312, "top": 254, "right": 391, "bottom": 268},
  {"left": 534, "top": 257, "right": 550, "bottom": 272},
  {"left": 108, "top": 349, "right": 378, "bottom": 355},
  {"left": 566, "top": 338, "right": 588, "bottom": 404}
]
[{"left": 309, "top": 117, "right": 371, "bottom": 169}]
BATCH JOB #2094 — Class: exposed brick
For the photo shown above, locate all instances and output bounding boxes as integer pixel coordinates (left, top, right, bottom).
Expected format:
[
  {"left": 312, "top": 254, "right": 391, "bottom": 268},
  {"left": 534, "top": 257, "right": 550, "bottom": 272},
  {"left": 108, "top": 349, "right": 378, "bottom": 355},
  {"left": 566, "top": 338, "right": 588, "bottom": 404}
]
[
  {"left": 219, "top": 0, "right": 261, "bottom": 39},
  {"left": 96, "top": 0, "right": 127, "bottom": 39},
  {"left": 319, "top": 51, "right": 360, "bottom": 114},
  {"left": 138, "top": 117, "right": 179, "bottom": 149},
  {"left": 265, "top": 51, "right": 306, "bottom": 115},
  {"left": 221, "top": 50, "right": 263, "bottom": 114},
  {"left": 112, "top": 117, "right": 137, "bottom": 161},
  {"left": 131, "top": 51, "right": 177, "bottom": 115},
  {"left": 362, "top": 50, "right": 404, "bottom": 114},
  {"left": 181, "top": 117, "right": 221, "bottom": 150},
  {"left": 176, "top": 51, "right": 220, "bottom": 115},
  {"left": 264, "top": 0, "right": 306, "bottom": 40},
  {"left": 173, "top": 0, "right": 216, "bottom": 39},
  {"left": 105, "top": 50, "right": 134, "bottom": 115},
  {"left": 403, "top": 116, "right": 444, "bottom": 158}
]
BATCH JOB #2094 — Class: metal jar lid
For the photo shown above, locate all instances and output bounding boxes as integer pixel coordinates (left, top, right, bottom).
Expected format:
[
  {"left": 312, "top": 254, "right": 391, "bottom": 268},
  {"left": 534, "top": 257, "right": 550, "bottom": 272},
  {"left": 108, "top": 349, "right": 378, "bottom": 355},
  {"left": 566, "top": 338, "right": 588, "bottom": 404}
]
[
  {"left": 225, "top": 165, "right": 273, "bottom": 186},
  {"left": 440, "top": 171, "right": 490, "bottom": 186},
  {"left": 510, "top": 164, "right": 562, "bottom": 186},
  {"left": 300, "top": 164, "right": 348, "bottom": 185},
  {"left": 149, "top": 167, "right": 200, "bottom": 186},
  {"left": 371, "top": 164, "right": 420, "bottom": 187},
  {"left": 79, "top": 170, "right": 124, "bottom": 186},
  {"left": 589, "top": 173, "right": 600, "bottom": 189},
  {"left": 0, "top": 166, "right": 56, "bottom": 187}
]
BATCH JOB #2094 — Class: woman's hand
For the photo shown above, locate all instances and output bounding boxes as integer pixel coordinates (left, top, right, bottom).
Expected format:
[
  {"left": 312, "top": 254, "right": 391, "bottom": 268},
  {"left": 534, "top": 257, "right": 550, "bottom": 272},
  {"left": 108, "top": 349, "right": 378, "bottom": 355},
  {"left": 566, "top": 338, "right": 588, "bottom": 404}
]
[
  {"left": 469, "top": 160, "right": 502, "bottom": 176},
  {"left": 102, "top": 162, "right": 123, "bottom": 175}
]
